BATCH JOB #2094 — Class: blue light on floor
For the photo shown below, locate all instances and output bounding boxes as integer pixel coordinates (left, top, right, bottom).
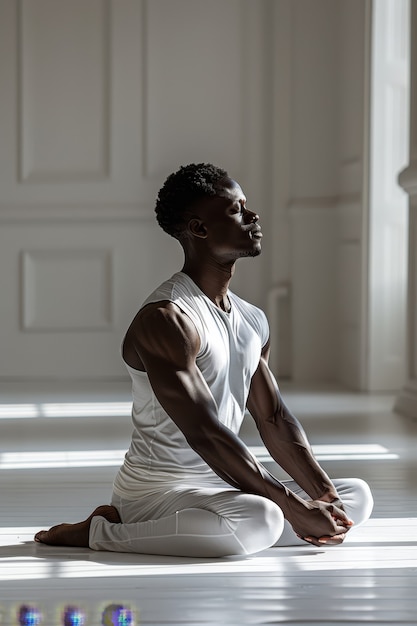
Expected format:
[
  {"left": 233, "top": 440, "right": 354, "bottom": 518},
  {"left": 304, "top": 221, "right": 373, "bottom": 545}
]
[
  {"left": 18, "top": 606, "right": 42, "bottom": 626},
  {"left": 63, "top": 606, "right": 85, "bottom": 626},
  {"left": 102, "top": 604, "right": 134, "bottom": 626}
]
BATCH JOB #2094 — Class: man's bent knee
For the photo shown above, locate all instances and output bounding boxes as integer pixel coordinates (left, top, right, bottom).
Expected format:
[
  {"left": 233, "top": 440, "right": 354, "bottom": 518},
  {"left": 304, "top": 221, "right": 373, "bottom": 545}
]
[
  {"left": 347, "top": 478, "right": 374, "bottom": 526},
  {"left": 234, "top": 496, "right": 284, "bottom": 555}
]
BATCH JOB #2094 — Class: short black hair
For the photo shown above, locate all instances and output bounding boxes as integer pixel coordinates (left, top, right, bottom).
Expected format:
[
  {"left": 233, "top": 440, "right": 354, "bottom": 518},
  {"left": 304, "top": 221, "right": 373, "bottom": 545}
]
[{"left": 155, "top": 162, "right": 228, "bottom": 239}]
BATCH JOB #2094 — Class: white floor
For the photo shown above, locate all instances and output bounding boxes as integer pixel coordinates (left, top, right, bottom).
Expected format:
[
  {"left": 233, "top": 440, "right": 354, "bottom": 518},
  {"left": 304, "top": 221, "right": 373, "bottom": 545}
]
[{"left": 1, "top": 381, "right": 416, "bottom": 626}]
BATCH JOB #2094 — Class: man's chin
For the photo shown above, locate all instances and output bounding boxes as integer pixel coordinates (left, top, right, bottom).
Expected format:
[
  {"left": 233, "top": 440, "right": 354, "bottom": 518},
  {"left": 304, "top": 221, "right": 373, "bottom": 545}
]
[{"left": 238, "top": 247, "right": 262, "bottom": 259}]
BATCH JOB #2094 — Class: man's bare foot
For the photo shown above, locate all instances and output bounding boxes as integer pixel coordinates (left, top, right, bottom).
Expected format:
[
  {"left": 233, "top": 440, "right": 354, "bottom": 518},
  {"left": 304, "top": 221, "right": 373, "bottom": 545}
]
[{"left": 34, "top": 505, "right": 121, "bottom": 548}]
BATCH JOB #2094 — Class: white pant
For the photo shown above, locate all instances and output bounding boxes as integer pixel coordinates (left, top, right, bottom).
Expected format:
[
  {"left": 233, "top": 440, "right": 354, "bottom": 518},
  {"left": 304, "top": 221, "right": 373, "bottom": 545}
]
[{"left": 89, "top": 478, "right": 373, "bottom": 558}]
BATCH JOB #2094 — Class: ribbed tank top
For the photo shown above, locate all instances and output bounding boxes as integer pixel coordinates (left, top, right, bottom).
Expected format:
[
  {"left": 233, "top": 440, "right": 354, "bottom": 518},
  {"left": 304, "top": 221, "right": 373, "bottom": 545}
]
[{"left": 113, "top": 272, "right": 269, "bottom": 499}]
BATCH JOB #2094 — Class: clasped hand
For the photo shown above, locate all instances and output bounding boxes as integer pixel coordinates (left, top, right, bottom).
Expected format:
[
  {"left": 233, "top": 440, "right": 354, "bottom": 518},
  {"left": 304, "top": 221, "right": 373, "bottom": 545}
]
[{"left": 292, "top": 498, "right": 354, "bottom": 546}]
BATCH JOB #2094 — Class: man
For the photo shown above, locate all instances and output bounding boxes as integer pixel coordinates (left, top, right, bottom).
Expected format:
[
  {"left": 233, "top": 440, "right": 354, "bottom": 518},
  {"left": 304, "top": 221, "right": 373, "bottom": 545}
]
[{"left": 35, "top": 163, "right": 373, "bottom": 557}]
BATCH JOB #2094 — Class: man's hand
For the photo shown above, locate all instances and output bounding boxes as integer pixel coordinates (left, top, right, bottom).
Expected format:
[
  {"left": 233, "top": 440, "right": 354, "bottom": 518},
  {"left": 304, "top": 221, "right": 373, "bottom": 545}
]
[
  {"left": 300, "top": 496, "right": 352, "bottom": 546},
  {"left": 287, "top": 497, "right": 354, "bottom": 546},
  {"left": 302, "top": 532, "right": 347, "bottom": 546}
]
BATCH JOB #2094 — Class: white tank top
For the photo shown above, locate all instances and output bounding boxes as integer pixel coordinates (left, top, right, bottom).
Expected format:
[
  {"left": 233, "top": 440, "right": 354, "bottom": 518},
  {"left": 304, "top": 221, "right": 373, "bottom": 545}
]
[{"left": 113, "top": 272, "right": 269, "bottom": 499}]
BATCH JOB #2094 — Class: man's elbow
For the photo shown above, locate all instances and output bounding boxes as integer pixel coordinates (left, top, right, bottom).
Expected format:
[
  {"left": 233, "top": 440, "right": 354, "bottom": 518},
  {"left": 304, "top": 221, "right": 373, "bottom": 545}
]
[{"left": 184, "top": 423, "right": 221, "bottom": 455}]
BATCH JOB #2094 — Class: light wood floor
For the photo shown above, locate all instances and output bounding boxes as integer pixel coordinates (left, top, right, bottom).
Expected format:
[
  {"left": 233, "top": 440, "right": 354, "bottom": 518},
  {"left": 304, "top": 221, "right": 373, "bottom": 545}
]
[{"left": 0, "top": 381, "right": 416, "bottom": 626}]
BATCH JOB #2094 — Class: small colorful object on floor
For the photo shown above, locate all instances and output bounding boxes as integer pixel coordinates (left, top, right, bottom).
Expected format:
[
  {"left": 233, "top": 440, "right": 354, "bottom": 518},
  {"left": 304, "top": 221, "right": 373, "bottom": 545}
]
[
  {"left": 62, "top": 606, "right": 85, "bottom": 626},
  {"left": 18, "top": 606, "right": 42, "bottom": 626},
  {"left": 101, "top": 604, "right": 134, "bottom": 626}
]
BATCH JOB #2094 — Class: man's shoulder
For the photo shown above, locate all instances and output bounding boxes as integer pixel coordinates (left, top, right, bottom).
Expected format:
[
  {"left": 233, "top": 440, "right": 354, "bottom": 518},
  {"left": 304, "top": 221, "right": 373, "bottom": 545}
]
[
  {"left": 130, "top": 300, "right": 200, "bottom": 357},
  {"left": 141, "top": 273, "right": 182, "bottom": 305},
  {"left": 138, "top": 300, "right": 195, "bottom": 330}
]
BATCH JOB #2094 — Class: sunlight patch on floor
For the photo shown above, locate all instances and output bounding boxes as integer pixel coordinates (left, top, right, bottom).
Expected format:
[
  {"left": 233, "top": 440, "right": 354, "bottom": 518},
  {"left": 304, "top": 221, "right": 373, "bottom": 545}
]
[
  {"left": 0, "top": 559, "right": 51, "bottom": 581},
  {"left": 1, "top": 544, "right": 417, "bottom": 582},
  {"left": 0, "top": 449, "right": 126, "bottom": 469},
  {"left": 0, "top": 443, "right": 399, "bottom": 470},
  {"left": 1, "top": 520, "right": 415, "bottom": 582},
  {"left": 0, "top": 402, "right": 131, "bottom": 419},
  {"left": 252, "top": 444, "right": 399, "bottom": 462}
]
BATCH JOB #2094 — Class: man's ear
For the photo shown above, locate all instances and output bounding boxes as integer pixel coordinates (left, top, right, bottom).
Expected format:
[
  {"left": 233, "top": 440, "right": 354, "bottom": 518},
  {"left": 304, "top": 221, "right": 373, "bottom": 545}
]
[{"left": 187, "top": 218, "right": 207, "bottom": 239}]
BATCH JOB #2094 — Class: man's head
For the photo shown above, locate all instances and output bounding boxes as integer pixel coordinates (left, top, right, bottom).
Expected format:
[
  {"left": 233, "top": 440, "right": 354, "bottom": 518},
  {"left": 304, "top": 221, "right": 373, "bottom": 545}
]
[
  {"left": 155, "top": 163, "right": 228, "bottom": 241},
  {"left": 155, "top": 163, "right": 262, "bottom": 261}
]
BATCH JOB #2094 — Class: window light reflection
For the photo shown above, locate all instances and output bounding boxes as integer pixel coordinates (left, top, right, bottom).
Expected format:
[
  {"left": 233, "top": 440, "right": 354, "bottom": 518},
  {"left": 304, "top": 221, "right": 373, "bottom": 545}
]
[
  {"left": 58, "top": 543, "right": 417, "bottom": 576},
  {"left": 251, "top": 444, "right": 399, "bottom": 462},
  {"left": 0, "top": 402, "right": 131, "bottom": 419},
  {"left": 42, "top": 403, "right": 131, "bottom": 418},
  {"left": 0, "top": 443, "right": 398, "bottom": 470},
  {"left": 1, "top": 537, "right": 416, "bottom": 582},
  {"left": 2, "top": 519, "right": 414, "bottom": 547},
  {"left": 0, "top": 404, "right": 39, "bottom": 418},
  {"left": 0, "top": 560, "right": 50, "bottom": 581},
  {"left": 0, "top": 450, "right": 126, "bottom": 469}
]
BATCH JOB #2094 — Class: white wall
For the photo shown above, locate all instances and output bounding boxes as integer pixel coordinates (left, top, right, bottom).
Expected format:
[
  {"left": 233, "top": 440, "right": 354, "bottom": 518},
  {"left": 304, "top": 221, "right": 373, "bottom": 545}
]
[
  {"left": 286, "top": 0, "right": 340, "bottom": 382},
  {"left": 269, "top": 0, "right": 369, "bottom": 385},
  {"left": 336, "top": 0, "right": 370, "bottom": 389},
  {"left": 0, "top": 0, "right": 404, "bottom": 390},
  {"left": 0, "top": 0, "right": 273, "bottom": 381},
  {"left": 278, "top": 0, "right": 409, "bottom": 390}
]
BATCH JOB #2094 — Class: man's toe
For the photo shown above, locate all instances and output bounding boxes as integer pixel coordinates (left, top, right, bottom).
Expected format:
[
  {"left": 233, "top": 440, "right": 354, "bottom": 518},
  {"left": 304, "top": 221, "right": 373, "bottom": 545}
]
[{"left": 34, "top": 531, "right": 47, "bottom": 543}]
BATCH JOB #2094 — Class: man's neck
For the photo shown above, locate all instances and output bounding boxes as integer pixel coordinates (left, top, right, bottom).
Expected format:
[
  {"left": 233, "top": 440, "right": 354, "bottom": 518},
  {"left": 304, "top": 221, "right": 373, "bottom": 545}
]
[{"left": 182, "top": 258, "right": 235, "bottom": 311}]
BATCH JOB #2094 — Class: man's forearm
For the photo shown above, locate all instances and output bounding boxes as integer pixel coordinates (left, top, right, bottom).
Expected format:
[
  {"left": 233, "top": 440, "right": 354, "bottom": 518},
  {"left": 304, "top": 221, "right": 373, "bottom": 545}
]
[
  {"left": 186, "top": 422, "right": 308, "bottom": 517},
  {"left": 247, "top": 357, "right": 337, "bottom": 501},
  {"left": 257, "top": 406, "right": 337, "bottom": 501},
  {"left": 187, "top": 421, "right": 353, "bottom": 543},
  {"left": 187, "top": 425, "right": 350, "bottom": 541}
]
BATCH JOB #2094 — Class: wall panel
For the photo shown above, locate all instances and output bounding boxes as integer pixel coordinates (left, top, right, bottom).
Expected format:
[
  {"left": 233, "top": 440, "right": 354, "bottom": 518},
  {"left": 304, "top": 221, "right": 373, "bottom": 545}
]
[
  {"left": 337, "top": 235, "right": 363, "bottom": 389},
  {"left": 290, "top": 204, "right": 338, "bottom": 381},
  {"left": 19, "top": 0, "right": 110, "bottom": 182},
  {"left": 337, "top": 195, "right": 364, "bottom": 389},
  {"left": 336, "top": 0, "right": 369, "bottom": 390},
  {"left": 21, "top": 250, "right": 113, "bottom": 331},
  {"left": 143, "top": 0, "right": 243, "bottom": 179}
]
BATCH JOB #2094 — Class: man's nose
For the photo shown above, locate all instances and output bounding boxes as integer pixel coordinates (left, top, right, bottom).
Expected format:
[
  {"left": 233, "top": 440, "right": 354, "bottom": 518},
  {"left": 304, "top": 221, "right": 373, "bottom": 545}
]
[{"left": 245, "top": 209, "right": 259, "bottom": 223}]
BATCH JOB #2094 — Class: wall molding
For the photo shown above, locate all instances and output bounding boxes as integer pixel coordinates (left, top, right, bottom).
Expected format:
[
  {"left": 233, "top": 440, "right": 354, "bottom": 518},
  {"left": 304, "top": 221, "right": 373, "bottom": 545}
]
[
  {"left": 0, "top": 204, "right": 155, "bottom": 223},
  {"left": 398, "top": 160, "right": 417, "bottom": 196}
]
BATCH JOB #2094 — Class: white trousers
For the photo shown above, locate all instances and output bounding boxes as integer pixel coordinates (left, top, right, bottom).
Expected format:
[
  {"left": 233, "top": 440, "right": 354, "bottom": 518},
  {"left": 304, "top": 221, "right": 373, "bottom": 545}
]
[{"left": 89, "top": 478, "right": 373, "bottom": 558}]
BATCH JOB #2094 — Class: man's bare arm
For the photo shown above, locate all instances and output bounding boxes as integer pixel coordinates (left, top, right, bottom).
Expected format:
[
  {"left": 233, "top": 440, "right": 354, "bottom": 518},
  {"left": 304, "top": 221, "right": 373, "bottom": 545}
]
[
  {"left": 246, "top": 342, "right": 353, "bottom": 544},
  {"left": 247, "top": 342, "right": 340, "bottom": 502},
  {"left": 130, "top": 303, "right": 351, "bottom": 541}
]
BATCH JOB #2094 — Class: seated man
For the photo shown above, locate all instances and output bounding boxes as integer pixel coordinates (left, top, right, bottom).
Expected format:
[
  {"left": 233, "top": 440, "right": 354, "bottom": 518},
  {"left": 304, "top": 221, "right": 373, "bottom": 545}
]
[{"left": 35, "top": 163, "right": 373, "bottom": 557}]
